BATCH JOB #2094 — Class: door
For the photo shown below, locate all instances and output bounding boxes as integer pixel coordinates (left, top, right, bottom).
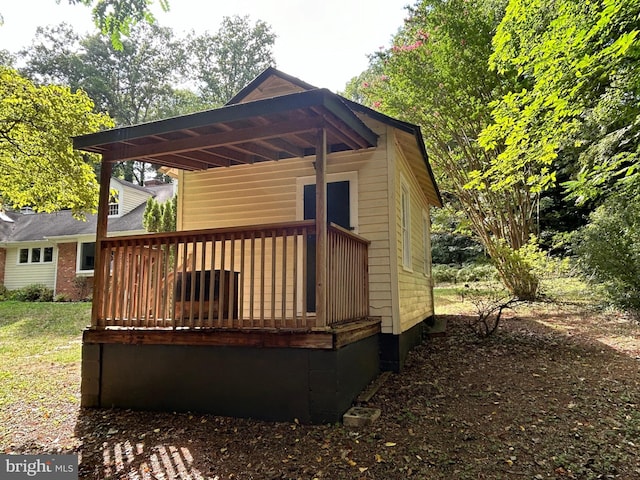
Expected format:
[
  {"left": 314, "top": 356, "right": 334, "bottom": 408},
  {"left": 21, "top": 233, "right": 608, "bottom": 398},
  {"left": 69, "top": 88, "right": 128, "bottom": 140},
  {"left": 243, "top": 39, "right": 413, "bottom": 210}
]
[{"left": 303, "top": 180, "right": 351, "bottom": 312}]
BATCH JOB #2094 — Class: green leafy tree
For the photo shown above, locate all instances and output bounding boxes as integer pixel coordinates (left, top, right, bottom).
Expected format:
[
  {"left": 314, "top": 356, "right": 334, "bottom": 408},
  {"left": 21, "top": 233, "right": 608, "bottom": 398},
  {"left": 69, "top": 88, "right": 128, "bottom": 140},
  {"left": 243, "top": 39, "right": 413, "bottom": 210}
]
[
  {"left": 22, "top": 22, "right": 190, "bottom": 185},
  {"left": 64, "top": 0, "right": 170, "bottom": 48},
  {"left": 480, "top": 0, "right": 640, "bottom": 203},
  {"left": 190, "top": 15, "right": 276, "bottom": 105},
  {"left": 352, "top": 0, "right": 542, "bottom": 299},
  {"left": 0, "top": 66, "right": 113, "bottom": 215}
]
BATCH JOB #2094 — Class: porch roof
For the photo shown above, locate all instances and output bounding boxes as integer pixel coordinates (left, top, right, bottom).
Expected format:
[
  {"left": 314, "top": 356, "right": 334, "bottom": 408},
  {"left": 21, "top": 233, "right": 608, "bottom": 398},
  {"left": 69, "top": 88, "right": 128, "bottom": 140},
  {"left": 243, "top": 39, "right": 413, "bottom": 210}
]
[{"left": 73, "top": 89, "right": 378, "bottom": 170}]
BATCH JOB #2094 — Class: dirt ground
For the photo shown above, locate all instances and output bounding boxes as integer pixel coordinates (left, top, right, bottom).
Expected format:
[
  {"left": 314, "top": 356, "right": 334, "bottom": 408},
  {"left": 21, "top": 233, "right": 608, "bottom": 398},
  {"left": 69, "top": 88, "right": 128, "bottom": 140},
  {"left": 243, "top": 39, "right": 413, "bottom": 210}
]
[{"left": 5, "top": 304, "right": 640, "bottom": 479}]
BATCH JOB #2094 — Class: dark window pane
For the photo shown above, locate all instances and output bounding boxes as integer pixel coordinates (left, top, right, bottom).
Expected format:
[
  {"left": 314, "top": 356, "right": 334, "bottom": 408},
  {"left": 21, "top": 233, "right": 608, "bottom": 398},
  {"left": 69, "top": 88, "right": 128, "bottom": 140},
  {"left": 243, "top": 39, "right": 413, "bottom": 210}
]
[
  {"left": 19, "top": 249, "right": 29, "bottom": 263},
  {"left": 43, "top": 247, "right": 53, "bottom": 262},
  {"left": 81, "top": 242, "right": 95, "bottom": 270}
]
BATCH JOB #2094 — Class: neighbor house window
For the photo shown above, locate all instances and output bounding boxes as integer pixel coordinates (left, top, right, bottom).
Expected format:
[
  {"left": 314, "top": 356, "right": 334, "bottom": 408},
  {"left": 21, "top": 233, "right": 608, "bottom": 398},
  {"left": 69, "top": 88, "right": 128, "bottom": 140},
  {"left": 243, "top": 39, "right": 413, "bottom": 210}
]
[
  {"left": 401, "top": 178, "right": 412, "bottom": 269},
  {"left": 17, "top": 247, "right": 54, "bottom": 264},
  {"left": 108, "top": 192, "right": 120, "bottom": 216},
  {"left": 80, "top": 242, "right": 96, "bottom": 271}
]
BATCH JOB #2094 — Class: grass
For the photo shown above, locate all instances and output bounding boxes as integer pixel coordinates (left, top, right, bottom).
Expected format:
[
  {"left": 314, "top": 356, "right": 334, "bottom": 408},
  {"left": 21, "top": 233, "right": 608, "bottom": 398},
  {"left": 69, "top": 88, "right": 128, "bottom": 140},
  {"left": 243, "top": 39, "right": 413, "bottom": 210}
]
[
  {"left": 0, "top": 301, "right": 91, "bottom": 444},
  {"left": 434, "top": 275, "right": 604, "bottom": 316}
]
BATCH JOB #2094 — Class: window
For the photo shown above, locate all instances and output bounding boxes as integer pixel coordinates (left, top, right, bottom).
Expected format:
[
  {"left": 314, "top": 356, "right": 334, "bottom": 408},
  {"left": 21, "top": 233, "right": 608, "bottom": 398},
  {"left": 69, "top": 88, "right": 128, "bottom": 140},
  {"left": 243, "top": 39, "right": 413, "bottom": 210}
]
[
  {"left": 108, "top": 191, "right": 120, "bottom": 216},
  {"left": 422, "top": 210, "right": 431, "bottom": 276},
  {"left": 17, "top": 246, "right": 54, "bottom": 264},
  {"left": 401, "top": 179, "right": 412, "bottom": 269},
  {"left": 80, "top": 242, "right": 96, "bottom": 271}
]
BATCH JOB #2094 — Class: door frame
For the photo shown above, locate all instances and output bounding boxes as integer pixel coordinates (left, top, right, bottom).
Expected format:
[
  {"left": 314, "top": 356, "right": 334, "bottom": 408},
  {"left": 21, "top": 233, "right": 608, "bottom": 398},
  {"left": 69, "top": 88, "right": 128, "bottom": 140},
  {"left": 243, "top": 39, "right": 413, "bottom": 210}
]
[
  {"left": 295, "top": 171, "right": 359, "bottom": 231},
  {"left": 295, "top": 171, "right": 359, "bottom": 314}
]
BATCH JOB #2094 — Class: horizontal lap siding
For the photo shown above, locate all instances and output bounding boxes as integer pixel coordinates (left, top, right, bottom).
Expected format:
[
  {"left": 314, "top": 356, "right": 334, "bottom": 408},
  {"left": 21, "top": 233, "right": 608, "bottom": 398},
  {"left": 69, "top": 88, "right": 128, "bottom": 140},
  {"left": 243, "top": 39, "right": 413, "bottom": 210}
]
[
  {"left": 4, "top": 245, "right": 57, "bottom": 290},
  {"left": 179, "top": 123, "right": 393, "bottom": 330},
  {"left": 394, "top": 138, "right": 434, "bottom": 333},
  {"left": 120, "top": 185, "right": 150, "bottom": 215}
]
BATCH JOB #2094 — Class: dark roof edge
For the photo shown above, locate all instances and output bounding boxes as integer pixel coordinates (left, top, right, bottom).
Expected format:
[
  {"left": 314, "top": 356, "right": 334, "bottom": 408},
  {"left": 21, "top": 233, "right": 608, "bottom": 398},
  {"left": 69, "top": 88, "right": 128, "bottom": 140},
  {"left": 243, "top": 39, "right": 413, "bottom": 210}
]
[
  {"left": 74, "top": 89, "right": 376, "bottom": 151},
  {"left": 225, "top": 67, "right": 318, "bottom": 105},
  {"left": 341, "top": 98, "right": 442, "bottom": 207}
]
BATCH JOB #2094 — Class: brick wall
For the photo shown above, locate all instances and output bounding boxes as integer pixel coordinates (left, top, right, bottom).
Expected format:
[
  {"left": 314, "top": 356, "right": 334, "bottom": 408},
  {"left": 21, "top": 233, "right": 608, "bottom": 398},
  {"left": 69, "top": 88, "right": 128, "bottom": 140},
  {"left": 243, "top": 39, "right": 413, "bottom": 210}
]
[
  {"left": 56, "top": 242, "right": 93, "bottom": 300},
  {"left": 0, "top": 248, "right": 6, "bottom": 285}
]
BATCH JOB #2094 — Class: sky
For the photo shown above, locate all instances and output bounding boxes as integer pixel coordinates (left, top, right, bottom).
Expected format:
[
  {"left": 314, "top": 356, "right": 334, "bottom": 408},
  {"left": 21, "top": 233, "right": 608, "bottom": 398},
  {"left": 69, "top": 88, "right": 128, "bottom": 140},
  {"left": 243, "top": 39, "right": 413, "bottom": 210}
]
[{"left": 0, "top": 0, "right": 410, "bottom": 92}]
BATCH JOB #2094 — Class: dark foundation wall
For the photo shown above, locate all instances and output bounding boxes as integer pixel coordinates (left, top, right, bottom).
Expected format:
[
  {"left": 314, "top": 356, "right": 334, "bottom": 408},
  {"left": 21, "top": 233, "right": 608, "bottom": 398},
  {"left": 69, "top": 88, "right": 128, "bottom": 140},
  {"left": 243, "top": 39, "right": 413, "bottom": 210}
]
[
  {"left": 82, "top": 335, "right": 379, "bottom": 424},
  {"left": 379, "top": 317, "right": 433, "bottom": 372}
]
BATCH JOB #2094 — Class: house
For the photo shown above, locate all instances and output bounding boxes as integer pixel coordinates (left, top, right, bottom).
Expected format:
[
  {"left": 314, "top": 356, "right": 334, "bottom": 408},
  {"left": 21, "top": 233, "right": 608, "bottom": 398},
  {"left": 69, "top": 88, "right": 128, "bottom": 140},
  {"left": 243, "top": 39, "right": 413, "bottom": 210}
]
[
  {"left": 74, "top": 68, "right": 442, "bottom": 423},
  {"left": 0, "top": 178, "right": 174, "bottom": 300}
]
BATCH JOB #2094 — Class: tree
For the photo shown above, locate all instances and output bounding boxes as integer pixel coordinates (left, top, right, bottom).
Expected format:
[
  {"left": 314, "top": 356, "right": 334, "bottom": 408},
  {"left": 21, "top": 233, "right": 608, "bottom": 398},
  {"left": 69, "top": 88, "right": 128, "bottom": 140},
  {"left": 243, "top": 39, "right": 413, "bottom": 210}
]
[
  {"left": 480, "top": 0, "right": 640, "bottom": 203},
  {"left": 143, "top": 194, "right": 176, "bottom": 232},
  {"left": 64, "top": 0, "right": 170, "bottom": 48},
  {"left": 190, "top": 15, "right": 276, "bottom": 106},
  {"left": 0, "top": 66, "right": 113, "bottom": 215},
  {"left": 573, "top": 179, "right": 640, "bottom": 318},
  {"left": 22, "top": 21, "right": 191, "bottom": 184},
  {"left": 352, "top": 0, "right": 542, "bottom": 299}
]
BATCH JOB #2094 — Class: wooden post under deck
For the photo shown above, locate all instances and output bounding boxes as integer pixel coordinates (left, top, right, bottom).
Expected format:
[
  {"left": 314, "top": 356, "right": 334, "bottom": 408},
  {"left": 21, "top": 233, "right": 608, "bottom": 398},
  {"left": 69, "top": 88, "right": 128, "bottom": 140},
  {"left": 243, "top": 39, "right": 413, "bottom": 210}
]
[
  {"left": 315, "top": 128, "right": 327, "bottom": 328},
  {"left": 90, "top": 161, "right": 113, "bottom": 327}
]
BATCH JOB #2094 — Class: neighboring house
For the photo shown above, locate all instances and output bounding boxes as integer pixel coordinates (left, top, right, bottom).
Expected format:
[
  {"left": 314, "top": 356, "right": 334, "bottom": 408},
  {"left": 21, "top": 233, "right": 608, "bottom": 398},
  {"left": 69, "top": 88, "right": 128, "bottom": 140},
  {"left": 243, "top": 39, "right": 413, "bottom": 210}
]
[
  {"left": 74, "top": 68, "right": 443, "bottom": 423},
  {"left": 0, "top": 178, "right": 174, "bottom": 300}
]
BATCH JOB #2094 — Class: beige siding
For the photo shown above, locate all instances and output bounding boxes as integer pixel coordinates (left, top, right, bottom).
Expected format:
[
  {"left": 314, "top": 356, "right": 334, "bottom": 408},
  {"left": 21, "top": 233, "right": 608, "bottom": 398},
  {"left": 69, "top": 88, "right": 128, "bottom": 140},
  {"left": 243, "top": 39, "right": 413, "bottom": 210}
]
[
  {"left": 393, "top": 133, "right": 435, "bottom": 333},
  {"left": 4, "top": 243, "right": 57, "bottom": 290},
  {"left": 119, "top": 182, "right": 151, "bottom": 215},
  {"left": 178, "top": 120, "right": 394, "bottom": 330}
]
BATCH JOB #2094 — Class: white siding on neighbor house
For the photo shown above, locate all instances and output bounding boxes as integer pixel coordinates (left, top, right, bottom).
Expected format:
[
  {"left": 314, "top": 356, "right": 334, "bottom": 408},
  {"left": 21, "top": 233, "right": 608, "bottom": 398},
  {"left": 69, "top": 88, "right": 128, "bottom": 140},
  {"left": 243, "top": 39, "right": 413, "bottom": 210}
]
[
  {"left": 177, "top": 119, "right": 395, "bottom": 331},
  {"left": 393, "top": 133, "right": 434, "bottom": 333},
  {"left": 4, "top": 243, "right": 57, "bottom": 290},
  {"left": 118, "top": 181, "right": 152, "bottom": 216}
]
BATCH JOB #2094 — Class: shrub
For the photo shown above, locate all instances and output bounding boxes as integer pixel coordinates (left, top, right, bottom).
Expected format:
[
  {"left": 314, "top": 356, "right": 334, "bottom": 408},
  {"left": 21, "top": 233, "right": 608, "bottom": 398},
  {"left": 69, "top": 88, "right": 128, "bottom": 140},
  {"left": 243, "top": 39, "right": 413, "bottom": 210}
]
[
  {"left": 431, "top": 233, "right": 485, "bottom": 265},
  {"left": 432, "top": 263, "right": 498, "bottom": 285},
  {"left": 54, "top": 293, "right": 70, "bottom": 302},
  {"left": 12, "top": 284, "right": 54, "bottom": 302},
  {"left": 0, "top": 284, "right": 8, "bottom": 301},
  {"left": 432, "top": 264, "right": 458, "bottom": 284},
  {"left": 73, "top": 276, "right": 92, "bottom": 300},
  {"left": 456, "top": 264, "right": 498, "bottom": 283},
  {"left": 490, "top": 237, "right": 545, "bottom": 300},
  {"left": 573, "top": 189, "right": 640, "bottom": 318}
]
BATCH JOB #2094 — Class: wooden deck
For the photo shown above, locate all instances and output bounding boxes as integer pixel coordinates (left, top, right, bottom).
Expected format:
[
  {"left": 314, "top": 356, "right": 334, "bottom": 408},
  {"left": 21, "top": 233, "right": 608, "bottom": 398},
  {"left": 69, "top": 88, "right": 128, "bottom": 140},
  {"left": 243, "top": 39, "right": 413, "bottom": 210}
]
[
  {"left": 91, "top": 221, "right": 370, "bottom": 332},
  {"left": 83, "top": 317, "right": 381, "bottom": 350}
]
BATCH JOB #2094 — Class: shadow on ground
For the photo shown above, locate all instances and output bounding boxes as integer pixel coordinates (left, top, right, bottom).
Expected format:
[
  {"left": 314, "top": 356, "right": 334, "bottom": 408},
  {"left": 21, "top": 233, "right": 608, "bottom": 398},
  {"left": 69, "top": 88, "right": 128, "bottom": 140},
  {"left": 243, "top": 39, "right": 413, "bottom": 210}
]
[{"left": 9, "top": 308, "right": 640, "bottom": 479}]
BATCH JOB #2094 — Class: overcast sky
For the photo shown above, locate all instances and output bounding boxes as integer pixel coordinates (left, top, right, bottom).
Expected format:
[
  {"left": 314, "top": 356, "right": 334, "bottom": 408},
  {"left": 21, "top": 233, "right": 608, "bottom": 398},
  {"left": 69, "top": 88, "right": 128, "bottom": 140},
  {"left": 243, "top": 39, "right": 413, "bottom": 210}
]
[{"left": 0, "top": 0, "right": 410, "bottom": 92}]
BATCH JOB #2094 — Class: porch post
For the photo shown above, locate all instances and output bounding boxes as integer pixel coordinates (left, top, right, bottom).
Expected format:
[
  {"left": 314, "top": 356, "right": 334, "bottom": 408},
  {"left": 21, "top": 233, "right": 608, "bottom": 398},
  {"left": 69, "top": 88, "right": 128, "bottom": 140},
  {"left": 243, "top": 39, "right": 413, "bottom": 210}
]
[
  {"left": 90, "top": 161, "right": 112, "bottom": 328},
  {"left": 315, "top": 128, "right": 327, "bottom": 328}
]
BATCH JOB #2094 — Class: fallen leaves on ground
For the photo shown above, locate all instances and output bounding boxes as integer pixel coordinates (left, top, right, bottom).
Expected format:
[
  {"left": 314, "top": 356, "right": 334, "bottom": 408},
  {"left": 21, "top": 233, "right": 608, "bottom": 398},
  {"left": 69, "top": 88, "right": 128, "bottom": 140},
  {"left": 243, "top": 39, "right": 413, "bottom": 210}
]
[{"left": 2, "top": 304, "right": 640, "bottom": 479}]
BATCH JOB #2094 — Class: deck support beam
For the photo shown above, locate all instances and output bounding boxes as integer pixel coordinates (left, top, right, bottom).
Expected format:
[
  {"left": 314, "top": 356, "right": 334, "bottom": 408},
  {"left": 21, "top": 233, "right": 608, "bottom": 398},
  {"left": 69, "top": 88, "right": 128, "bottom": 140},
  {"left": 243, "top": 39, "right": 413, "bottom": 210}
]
[
  {"left": 315, "top": 128, "right": 327, "bottom": 327},
  {"left": 91, "top": 161, "right": 112, "bottom": 327}
]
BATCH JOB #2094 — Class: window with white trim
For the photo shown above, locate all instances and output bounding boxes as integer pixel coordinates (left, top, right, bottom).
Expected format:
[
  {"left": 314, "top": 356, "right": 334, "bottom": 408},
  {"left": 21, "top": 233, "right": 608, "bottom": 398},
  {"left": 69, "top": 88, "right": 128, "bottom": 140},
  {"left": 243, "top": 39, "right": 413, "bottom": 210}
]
[
  {"left": 108, "top": 191, "right": 120, "bottom": 216},
  {"left": 79, "top": 242, "right": 96, "bottom": 271},
  {"left": 422, "top": 210, "right": 431, "bottom": 276},
  {"left": 18, "top": 247, "right": 54, "bottom": 264},
  {"left": 401, "top": 179, "right": 412, "bottom": 269}
]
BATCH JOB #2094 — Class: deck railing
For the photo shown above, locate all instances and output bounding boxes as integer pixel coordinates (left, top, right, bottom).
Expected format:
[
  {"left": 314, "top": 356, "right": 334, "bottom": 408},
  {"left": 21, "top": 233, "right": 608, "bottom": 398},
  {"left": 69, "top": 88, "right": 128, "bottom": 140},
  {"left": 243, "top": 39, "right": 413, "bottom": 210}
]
[{"left": 92, "top": 221, "right": 369, "bottom": 330}]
